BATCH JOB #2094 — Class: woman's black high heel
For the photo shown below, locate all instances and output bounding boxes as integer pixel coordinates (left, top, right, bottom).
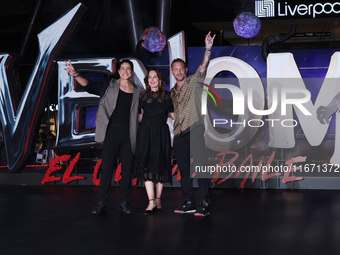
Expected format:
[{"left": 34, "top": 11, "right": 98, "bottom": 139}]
[
  {"left": 142, "top": 199, "right": 157, "bottom": 215},
  {"left": 155, "top": 197, "right": 162, "bottom": 213}
]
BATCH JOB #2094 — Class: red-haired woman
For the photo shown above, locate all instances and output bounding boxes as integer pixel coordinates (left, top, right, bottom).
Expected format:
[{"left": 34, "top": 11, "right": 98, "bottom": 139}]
[{"left": 134, "top": 68, "right": 174, "bottom": 215}]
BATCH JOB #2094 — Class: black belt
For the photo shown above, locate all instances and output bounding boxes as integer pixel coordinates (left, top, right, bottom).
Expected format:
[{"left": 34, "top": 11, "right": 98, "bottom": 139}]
[
  {"left": 174, "top": 129, "right": 190, "bottom": 138},
  {"left": 174, "top": 123, "right": 204, "bottom": 138}
]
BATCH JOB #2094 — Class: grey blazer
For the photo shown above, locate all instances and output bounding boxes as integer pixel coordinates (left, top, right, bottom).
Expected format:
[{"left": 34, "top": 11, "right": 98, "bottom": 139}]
[{"left": 94, "top": 79, "right": 144, "bottom": 154}]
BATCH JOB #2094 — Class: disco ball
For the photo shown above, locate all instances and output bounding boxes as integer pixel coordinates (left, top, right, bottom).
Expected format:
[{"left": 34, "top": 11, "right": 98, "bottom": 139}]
[
  {"left": 140, "top": 26, "right": 166, "bottom": 53},
  {"left": 233, "top": 12, "right": 261, "bottom": 38}
]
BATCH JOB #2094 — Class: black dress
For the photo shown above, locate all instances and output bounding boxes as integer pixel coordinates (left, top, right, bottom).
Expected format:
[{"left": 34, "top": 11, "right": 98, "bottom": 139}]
[{"left": 134, "top": 90, "right": 174, "bottom": 183}]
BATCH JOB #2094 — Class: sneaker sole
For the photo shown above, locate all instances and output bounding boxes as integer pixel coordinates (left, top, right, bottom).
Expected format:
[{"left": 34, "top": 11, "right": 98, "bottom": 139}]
[
  {"left": 174, "top": 210, "right": 196, "bottom": 214},
  {"left": 91, "top": 208, "right": 106, "bottom": 215},
  {"left": 194, "top": 212, "right": 210, "bottom": 217},
  {"left": 119, "top": 208, "right": 132, "bottom": 214}
]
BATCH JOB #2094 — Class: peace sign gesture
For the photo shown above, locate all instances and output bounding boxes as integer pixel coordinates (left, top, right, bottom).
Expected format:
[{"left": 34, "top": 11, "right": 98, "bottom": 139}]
[
  {"left": 64, "top": 60, "right": 79, "bottom": 77},
  {"left": 63, "top": 60, "right": 88, "bottom": 87}
]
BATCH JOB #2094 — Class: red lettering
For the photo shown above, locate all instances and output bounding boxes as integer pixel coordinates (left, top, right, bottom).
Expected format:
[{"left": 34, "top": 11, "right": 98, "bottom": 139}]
[
  {"left": 41, "top": 155, "right": 71, "bottom": 184},
  {"left": 41, "top": 152, "right": 304, "bottom": 186},
  {"left": 92, "top": 159, "right": 102, "bottom": 186},
  {"left": 261, "top": 151, "right": 281, "bottom": 181},
  {"left": 236, "top": 154, "right": 253, "bottom": 188},
  {"left": 282, "top": 156, "right": 305, "bottom": 184},
  {"left": 171, "top": 164, "right": 182, "bottom": 181},
  {"left": 114, "top": 163, "right": 122, "bottom": 182},
  {"left": 177, "top": 170, "right": 181, "bottom": 182},
  {"left": 214, "top": 151, "right": 239, "bottom": 184},
  {"left": 62, "top": 152, "right": 85, "bottom": 184},
  {"left": 172, "top": 164, "right": 178, "bottom": 175},
  {"left": 252, "top": 159, "right": 263, "bottom": 183}
]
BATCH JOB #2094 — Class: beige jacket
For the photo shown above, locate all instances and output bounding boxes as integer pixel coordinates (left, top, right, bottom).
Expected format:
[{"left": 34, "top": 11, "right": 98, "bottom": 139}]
[{"left": 95, "top": 79, "right": 143, "bottom": 154}]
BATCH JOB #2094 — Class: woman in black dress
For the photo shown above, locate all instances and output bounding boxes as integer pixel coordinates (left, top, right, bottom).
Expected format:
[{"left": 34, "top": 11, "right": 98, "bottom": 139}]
[{"left": 134, "top": 68, "right": 174, "bottom": 215}]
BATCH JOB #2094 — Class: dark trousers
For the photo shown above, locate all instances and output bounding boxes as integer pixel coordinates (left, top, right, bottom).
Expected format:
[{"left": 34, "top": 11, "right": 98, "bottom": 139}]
[
  {"left": 98, "top": 124, "right": 133, "bottom": 203},
  {"left": 173, "top": 125, "right": 209, "bottom": 203}
]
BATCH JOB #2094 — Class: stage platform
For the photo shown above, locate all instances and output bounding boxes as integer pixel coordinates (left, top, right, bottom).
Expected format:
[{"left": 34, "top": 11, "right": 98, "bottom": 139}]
[{"left": 1, "top": 185, "right": 340, "bottom": 255}]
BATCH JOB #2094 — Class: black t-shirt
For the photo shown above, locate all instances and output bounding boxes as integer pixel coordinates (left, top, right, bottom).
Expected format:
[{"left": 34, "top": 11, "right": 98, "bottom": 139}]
[
  {"left": 83, "top": 78, "right": 133, "bottom": 129},
  {"left": 110, "top": 89, "right": 133, "bottom": 126}
]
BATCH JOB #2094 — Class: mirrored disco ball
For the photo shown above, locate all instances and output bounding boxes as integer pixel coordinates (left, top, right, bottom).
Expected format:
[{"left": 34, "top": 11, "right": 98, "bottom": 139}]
[
  {"left": 140, "top": 26, "right": 166, "bottom": 53},
  {"left": 233, "top": 12, "right": 261, "bottom": 38}
]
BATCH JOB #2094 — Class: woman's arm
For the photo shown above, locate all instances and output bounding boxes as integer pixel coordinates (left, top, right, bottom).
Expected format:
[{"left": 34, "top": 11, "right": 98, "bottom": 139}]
[
  {"left": 138, "top": 109, "right": 144, "bottom": 122},
  {"left": 64, "top": 59, "right": 111, "bottom": 96}
]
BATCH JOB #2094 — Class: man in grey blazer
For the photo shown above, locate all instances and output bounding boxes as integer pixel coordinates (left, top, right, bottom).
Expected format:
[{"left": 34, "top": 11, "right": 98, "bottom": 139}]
[{"left": 65, "top": 59, "right": 144, "bottom": 214}]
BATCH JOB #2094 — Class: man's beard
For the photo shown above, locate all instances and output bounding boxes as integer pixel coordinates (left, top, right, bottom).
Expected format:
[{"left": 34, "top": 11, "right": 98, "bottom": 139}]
[{"left": 175, "top": 75, "right": 186, "bottom": 82}]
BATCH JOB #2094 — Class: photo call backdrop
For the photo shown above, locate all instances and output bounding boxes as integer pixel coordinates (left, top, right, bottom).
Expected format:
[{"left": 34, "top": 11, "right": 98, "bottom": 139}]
[{"left": 0, "top": 2, "right": 339, "bottom": 190}]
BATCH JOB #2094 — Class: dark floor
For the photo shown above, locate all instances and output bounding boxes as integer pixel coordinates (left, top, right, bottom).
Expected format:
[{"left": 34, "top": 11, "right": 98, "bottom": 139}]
[{"left": 1, "top": 185, "right": 340, "bottom": 255}]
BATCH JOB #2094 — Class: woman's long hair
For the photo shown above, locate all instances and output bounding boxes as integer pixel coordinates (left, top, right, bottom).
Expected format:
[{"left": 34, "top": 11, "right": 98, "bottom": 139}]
[{"left": 141, "top": 68, "right": 168, "bottom": 102}]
